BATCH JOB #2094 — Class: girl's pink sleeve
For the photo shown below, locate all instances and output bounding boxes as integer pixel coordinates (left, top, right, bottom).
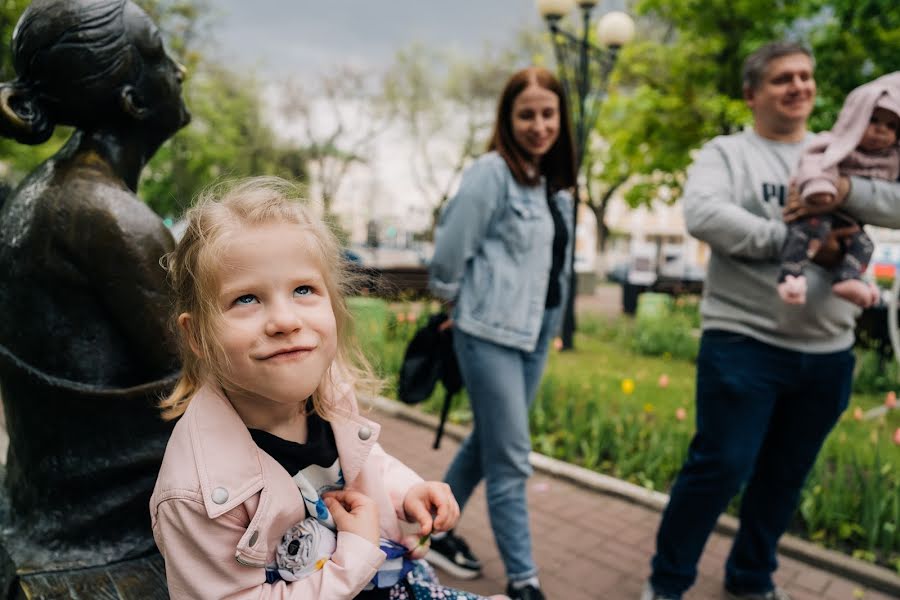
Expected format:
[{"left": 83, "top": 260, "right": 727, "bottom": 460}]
[
  {"left": 153, "top": 498, "right": 385, "bottom": 599},
  {"left": 369, "top": 442, "right": 425, "bottom": 520}
]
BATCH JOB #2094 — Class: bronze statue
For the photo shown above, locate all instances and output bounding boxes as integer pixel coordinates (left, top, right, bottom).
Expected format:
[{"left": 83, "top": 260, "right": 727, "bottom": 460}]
[{"left": 0, "top": 0, "right": 190, "bottom": 596}]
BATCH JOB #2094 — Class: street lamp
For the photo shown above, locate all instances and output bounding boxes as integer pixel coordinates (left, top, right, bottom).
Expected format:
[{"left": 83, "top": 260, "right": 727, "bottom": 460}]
[{"left": 536, "top": 0, "right": 634, "bottom": 349}]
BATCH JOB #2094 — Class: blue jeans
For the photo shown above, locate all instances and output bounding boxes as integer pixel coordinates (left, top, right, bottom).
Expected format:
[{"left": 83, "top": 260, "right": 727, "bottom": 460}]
[
  {"left": 444, "top": 307, "right": 561, "bottom": 582},
  {"left": 650, "top": 330, "right": 854, "bottom": 598}
]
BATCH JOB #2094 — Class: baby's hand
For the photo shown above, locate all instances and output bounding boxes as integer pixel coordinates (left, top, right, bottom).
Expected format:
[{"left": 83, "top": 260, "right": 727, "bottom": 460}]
[
  {"left": 806, "top": 192, "right": 837, "bottom": 207},
  {"left": 323, "top": 490, "right": 380, "bottom": 547},
  {"left": 402, "top": 481, "right": 459, "bottom": 537}
]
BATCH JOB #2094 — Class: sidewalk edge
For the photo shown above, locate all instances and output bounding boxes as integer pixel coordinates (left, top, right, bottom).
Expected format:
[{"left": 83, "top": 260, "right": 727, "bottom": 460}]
[{"left": 365, "top": 395, "right": 900, "bottom": 596}]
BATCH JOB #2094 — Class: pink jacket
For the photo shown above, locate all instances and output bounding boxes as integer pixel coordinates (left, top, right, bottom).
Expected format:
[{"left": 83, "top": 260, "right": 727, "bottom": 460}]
[
  {"left": 150, "top": 383, "right": 423, "bottom": 599},
  {"left": 796, "top": 71, "right": 900, "bottom": 199}
]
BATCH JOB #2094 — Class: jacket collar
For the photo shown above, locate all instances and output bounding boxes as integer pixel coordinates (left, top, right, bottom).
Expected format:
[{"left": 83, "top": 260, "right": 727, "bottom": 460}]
[{"left": 184, "top": 383, "right": 380, "bottom": 519}]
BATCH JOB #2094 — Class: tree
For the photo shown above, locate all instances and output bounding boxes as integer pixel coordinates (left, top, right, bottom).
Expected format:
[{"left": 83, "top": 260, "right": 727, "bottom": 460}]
[
  {"left": 583, "top": 0, "right": 806, "bottom": 250},
  {"left": 382, "top": 33, "right": 544, "bottom": 237},
  {"left": 140, "top": 64, "right": 305, "bottom": 217},
  {"left": 136, "top": 0, "right": 304, "bottom": 217},
  {"left": 584, "top": 0, "right": 900, "bottom": 250},
  {"left": 275, "top": 66, "right": 392, "bottom": 217},
  {"left": 802, "top": 0, "right": 900, "bottom": 131}
]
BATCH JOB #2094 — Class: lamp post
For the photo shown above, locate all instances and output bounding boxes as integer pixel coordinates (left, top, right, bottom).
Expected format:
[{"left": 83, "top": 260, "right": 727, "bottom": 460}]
[{"left": 536, "top": 0, "right": 634, "bottom": 349}]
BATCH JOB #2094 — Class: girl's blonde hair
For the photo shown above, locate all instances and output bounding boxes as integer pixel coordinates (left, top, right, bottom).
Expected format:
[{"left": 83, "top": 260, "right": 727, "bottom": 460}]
[{"left": 159, "top": 176, "right": 379, "bottom": 420}]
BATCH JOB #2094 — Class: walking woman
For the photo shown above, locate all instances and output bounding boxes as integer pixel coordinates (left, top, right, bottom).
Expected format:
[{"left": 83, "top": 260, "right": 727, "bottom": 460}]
[{"left": 427, "top": 66, "right": 576, "bottom": 600}]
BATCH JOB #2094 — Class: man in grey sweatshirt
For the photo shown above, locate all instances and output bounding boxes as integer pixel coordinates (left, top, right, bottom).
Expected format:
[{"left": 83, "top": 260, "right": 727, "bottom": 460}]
[{"left": 641, "top": 42, "right": 900, "bottom": 600}]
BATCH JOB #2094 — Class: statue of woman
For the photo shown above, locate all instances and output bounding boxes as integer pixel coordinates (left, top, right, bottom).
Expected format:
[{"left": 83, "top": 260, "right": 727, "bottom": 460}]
[{"left": 0, "top": 0, "right": 190, "bottom": 584}]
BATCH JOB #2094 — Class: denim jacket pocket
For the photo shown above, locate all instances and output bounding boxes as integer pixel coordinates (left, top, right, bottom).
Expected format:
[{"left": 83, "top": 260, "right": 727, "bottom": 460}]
[
  {"left": 499, "top": 194, "right": 541, "bottom": 253},
  {"left": 467, "top": 257, "right": 494, "bottom": 317}
]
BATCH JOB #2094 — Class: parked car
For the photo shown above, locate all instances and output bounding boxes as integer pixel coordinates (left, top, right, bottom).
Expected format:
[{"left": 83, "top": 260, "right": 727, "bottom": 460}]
[{"left": 616, "top": 243, "right": 705, "bottom": 314}]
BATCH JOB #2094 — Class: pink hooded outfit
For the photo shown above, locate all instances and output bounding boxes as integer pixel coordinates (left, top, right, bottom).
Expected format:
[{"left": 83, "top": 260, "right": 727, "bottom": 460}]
[
  {"left": 795, "top": 71, "right": 900, "bottom": 199},
  {"left": 779, "top": 72, "right": 900, "bottom": 288},
  {"left": 150, "top": 382, "right": 422, "bottom": 599}
]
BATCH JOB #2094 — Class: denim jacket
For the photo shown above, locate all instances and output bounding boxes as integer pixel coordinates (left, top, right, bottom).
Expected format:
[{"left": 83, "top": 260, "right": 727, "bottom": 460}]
[{"left": 429, "top": 152, "right": 574, "bottom": 352}]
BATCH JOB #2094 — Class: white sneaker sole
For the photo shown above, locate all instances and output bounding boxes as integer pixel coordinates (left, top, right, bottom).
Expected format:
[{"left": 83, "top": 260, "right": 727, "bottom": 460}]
[{"left": 424, "top": 549, "right": 482, "bottom": 580}]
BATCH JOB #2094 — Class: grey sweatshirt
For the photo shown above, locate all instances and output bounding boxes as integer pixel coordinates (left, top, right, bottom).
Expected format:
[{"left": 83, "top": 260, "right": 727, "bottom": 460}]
[{"left": 683, "top": 128, "right": 900, "bottom": 353}]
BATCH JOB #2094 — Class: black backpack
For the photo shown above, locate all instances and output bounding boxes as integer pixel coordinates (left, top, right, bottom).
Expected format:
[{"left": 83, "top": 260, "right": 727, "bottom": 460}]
[{"left": 397, "top": 313, "right": 463, "bottom": 448}]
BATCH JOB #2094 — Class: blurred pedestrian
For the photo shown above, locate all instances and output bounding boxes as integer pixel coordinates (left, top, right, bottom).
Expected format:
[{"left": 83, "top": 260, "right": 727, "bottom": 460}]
[
  {"left": 641, "top": 43, "right": 900, "bottom": 600},
  {"left": 427, "top": 66, "right": 577, "bottom": 600}
]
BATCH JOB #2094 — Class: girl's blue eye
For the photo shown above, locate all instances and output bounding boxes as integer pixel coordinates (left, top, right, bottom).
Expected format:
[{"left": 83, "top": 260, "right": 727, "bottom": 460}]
[
  {"left": 294, "top": 285, "right": 312, "bottom": 296},
  {"left": 235, "top": 294, "right": 257, "bottom": 305}
]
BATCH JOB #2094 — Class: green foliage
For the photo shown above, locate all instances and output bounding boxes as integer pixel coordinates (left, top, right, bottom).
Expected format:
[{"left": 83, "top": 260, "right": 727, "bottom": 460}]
[
  {"left": 135, "top": 0, "right": 306, "bottom": 217},
  {"left": 803, "top": 0, "right": 900, "bottom": 131},
  {"left": 852, "top": 348, "right": 900, "bottom": 395},
  {"left": 632, "top": 294, "right": 700, "bottom": 361},
  {"left": 588, "top": 0, "right": 900, "bottom": 214},
  {"left": 140, "top": 64, "right": 305, "bottom": 217}
]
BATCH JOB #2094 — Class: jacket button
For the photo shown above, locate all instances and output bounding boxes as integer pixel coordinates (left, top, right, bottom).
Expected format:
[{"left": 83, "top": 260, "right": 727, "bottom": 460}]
[
  {"left": 211, "top": 487, "right": 229, "bottom": 504},
  {"left": 248, "top": 530, "right": 259, "bottom": 546},
  {"left": 357, "top": 426, "right": 372, "bottom": 441}
]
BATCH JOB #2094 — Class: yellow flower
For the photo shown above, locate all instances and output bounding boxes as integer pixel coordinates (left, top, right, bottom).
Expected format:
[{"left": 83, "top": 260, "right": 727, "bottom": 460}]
[{"left": 621, "top": 378, "right": 635, "bottom": 395}]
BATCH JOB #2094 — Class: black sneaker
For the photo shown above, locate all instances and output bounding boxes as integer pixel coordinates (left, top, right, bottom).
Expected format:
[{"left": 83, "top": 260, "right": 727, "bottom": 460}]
[
  {"left": 506, "top": 582, "right": 546, "bottom": 600},
  {"left": 425, "top": 530, "right": 482, "bottom": 579}
]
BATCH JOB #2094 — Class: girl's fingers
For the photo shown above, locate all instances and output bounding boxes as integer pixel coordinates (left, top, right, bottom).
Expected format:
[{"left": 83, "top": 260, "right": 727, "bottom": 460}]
[
  {"left": 324, "top": 496, "right": 349, "bottom": 526},
  {"left": 406, "top": 499, "right": 434, "bottom": 536},
  {"left": 324, "top": 489, "right": 371, "bottom": 512}
]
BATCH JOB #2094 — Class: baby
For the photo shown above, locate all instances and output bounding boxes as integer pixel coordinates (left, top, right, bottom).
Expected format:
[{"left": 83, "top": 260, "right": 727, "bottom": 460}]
[{"left": 779, "top": 72, "right": 900, "bottom": 307}]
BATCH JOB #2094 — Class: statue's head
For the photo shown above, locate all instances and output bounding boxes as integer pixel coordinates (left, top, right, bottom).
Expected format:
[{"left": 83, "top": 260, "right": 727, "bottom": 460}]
[{"left": 0, "top": 0, "right": 190, "bottom": 146}]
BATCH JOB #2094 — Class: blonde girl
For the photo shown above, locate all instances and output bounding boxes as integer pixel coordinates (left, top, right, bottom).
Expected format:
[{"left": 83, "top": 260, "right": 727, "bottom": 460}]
[{"left": 151, "top": 178, "right": 504, "bottom": 599}]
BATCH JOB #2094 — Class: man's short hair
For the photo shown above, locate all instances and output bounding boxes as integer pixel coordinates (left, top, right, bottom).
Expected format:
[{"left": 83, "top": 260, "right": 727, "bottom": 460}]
[{"left": 742, "top": 41, "right": 813, "bottom": 92}]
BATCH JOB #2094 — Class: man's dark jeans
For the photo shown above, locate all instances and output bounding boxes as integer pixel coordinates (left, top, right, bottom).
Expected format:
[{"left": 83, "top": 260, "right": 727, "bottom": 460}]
[{"left": 649, "top": 329, "right": 854, "bottom": 598}]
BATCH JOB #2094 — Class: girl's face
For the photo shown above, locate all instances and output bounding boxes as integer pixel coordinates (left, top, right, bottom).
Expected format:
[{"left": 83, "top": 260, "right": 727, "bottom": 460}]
[
  {"left": 208, "top": 222, "right": 337, "bottom": 412},
  {"left": 510, "top": 82, "right": 560, "bottom": 163},
  {"left": 860, "top": 107, "right": 900, "bottom": 152}
]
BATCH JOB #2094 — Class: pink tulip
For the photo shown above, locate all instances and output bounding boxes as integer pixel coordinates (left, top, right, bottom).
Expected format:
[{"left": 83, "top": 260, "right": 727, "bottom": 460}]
[
  {"left": 658, "top": 374, "right": 670, "bottom": 388},
  {"left": 893, "top": 428, "right": 900, "bottom": 446},
  {"left": 675, "top": 407, "right": 687, "bottom": 422},
  {"left": 553, "top": 337, "right": 563, "bottom": 351},
  {"left": 406, "top": 312, "right": 416, "bottom": 322},
  {"left": 885, "top": 391, "right": 897, "bottom": 409},
  {"left": 396, "top": 313, "right": 406, "bottom": 323},
  {"left": 852, "top": 407, "right": 864, "bottom": 421}
]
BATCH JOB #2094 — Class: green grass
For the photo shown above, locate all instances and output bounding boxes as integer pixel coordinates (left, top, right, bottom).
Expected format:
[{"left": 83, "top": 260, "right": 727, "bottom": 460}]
[{"left": 349, "top": 297, "right": 900, "bottom": 572}]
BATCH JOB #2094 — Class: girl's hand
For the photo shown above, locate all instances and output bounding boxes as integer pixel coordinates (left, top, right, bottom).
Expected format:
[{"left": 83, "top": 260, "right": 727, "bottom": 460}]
[
  {"left": 402, "top": 481, "right": 459, "bottom": 537},
  {"left": 323, "top": 490, "right": 381, "bottom": 547}
]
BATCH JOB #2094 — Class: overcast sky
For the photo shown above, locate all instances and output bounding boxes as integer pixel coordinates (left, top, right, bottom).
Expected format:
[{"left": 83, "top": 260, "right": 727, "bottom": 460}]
[{"left": 209, "top": 0, "right": 546, "bottom": 78}]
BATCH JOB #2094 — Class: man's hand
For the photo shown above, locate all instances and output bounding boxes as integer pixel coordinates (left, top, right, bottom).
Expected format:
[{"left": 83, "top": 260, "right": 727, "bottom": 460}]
[
  {"left": 402, "top": 481, "right": 459, "bottom": 537},
  {"left": 810, "top": 225, "right": 859, "bottom": 269},
  {"left": 783, "top": 178, "right": 851, "bottom": 222}
]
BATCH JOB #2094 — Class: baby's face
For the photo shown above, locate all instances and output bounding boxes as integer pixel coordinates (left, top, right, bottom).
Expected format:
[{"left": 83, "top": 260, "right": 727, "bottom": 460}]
[{"left": 859, "top": 107, "right": 900, "bottom": 152}]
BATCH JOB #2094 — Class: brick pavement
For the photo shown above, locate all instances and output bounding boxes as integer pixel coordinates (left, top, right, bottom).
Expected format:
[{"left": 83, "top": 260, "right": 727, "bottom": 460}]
[{"left": 374, "top": 408, "right": 897, "bottom": 600}]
